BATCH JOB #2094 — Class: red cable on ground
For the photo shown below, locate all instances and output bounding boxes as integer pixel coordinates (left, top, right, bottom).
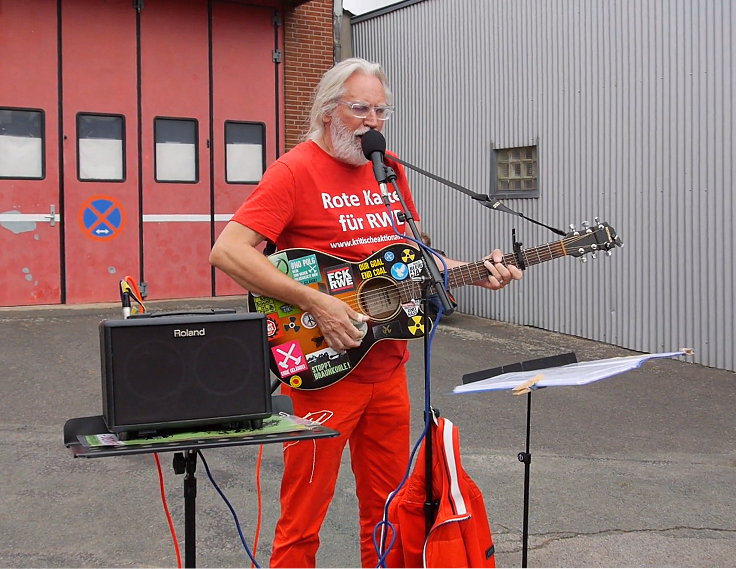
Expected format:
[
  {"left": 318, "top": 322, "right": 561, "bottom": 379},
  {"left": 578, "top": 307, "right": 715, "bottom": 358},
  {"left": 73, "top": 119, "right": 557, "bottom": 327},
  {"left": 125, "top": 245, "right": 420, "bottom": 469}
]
[
  {"left": 251, "top": 444, "right": 264, "bottom": 567},
  {"left": 154, "top": 453, "right": 183, "bottom": 569}
]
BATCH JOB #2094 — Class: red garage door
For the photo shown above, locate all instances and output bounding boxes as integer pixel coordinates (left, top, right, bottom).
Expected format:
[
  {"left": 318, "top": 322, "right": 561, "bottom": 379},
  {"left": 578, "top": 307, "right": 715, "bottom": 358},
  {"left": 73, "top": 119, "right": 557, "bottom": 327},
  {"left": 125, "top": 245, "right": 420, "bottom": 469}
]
[
  {"left": 0, "top": 2, "right": 61, "bottom": 306},
  {"left": 211, "top": 2, "right": 281, "bottom": 296},
  {"left": 61, "top": 0, "right": 140, "bottom": 304},
  {"left": 0, "top": 0, "right": 282, "bottom": 306},
  {"left": 139, "top": 0, "right": 212, "bottom": 300},
  {"left": 140, "top": 0, "right": 281, "bottom": 300}
]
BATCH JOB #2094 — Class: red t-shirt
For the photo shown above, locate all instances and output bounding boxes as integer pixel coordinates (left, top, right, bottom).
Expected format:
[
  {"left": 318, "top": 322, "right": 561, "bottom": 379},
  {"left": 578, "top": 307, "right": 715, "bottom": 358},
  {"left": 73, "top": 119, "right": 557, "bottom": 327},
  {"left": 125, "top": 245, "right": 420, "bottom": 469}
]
[{"left": 231, "top": 140, "right": 421, "bottom": 383}]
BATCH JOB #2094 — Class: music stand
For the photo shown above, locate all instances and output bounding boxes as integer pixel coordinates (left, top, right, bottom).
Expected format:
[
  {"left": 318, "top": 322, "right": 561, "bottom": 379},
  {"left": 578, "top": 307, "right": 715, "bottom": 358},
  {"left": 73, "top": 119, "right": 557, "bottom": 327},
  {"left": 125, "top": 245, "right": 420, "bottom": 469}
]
[
  {"left": 455, "top": 350, "right": 690, "bottom": 568},
  {"left": 64, "top": 396, "right": 338, "bottom": 568}
]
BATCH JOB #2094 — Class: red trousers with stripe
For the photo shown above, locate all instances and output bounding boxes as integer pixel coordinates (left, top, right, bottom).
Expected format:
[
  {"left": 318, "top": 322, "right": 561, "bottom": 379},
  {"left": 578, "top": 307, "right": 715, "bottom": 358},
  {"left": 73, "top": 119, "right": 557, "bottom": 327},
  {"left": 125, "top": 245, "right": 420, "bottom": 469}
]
[{"left": 270, "top": 366, "right": 411, "bottom": 568}]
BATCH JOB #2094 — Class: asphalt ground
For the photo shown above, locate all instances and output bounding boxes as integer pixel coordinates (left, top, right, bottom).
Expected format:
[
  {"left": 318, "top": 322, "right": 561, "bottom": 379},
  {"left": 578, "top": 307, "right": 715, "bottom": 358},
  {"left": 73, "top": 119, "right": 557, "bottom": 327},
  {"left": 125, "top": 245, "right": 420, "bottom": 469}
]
[{"left": 0, "top": 297, "right": 734, "bottom": 568}]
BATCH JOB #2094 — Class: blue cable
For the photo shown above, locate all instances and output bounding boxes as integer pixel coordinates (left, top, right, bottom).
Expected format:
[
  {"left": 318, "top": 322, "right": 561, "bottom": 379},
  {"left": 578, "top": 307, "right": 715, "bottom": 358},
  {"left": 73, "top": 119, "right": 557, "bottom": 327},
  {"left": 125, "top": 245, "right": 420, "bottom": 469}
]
[
  {"left": 197, "top": 451, "right": 260, "bottom": 568},
  {"left": 372, "top": 199, "right": 450, "bottom": 567}
]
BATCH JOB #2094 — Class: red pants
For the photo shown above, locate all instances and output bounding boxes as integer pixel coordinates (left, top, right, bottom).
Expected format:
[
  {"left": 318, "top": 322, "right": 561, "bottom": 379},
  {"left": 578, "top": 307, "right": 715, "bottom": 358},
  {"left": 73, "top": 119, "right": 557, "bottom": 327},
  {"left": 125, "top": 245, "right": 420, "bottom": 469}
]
[{"left": 270, "top": 366, "right": 411, "bottom": 568}]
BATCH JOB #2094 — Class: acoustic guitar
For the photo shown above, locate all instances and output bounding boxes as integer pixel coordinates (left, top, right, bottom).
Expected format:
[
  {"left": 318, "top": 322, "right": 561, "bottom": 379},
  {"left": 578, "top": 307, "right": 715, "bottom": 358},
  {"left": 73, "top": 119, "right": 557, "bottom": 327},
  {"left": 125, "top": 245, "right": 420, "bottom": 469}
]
[{"left": 248, "top": 220, "right": 622, "bottom": 390}]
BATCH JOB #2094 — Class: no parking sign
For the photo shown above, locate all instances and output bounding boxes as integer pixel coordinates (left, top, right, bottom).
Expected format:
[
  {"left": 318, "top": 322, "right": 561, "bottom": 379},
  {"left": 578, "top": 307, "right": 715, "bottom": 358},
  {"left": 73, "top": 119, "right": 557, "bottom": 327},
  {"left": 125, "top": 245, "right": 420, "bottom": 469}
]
[{"left": 78, "top": 195, "right": 124, "bottom": 241}]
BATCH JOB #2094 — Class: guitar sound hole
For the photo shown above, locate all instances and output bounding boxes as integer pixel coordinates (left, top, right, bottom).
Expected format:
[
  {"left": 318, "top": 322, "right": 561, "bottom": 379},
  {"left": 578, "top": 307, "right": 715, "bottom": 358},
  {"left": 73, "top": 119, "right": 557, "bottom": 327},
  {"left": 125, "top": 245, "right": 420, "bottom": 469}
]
[{"left": 358, "top": 277, "right": 401, "bottom": 321}]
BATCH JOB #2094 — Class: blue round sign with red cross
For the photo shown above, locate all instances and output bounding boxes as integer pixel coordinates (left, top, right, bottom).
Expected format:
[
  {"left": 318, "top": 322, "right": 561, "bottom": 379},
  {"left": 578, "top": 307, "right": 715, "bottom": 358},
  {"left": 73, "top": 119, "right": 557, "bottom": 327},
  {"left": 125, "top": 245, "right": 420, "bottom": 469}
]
[{"left": 78, "top": 195, "right": 124, "bottom": 241}]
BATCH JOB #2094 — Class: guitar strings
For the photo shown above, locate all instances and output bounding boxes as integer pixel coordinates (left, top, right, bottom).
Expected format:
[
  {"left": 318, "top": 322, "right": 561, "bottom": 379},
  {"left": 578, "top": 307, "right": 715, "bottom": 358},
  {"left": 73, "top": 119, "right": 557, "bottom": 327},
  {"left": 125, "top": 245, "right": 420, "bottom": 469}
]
[{"left": 313, "top": 231, "right": 604, "bottom": 318}]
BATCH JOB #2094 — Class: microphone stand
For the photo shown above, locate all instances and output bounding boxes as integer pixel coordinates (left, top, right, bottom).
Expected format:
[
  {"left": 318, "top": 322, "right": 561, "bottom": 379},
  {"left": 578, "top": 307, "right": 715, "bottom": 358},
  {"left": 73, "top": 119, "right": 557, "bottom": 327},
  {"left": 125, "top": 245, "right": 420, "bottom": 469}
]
[
  {"left": 382, "top": 165, "right": 452, "bottom": 537},
  {"left": 384, "top": 154, "right": 575, "bottom": 561},
  {"left": 382, "top": 166, "right": 455, "bottom": 316}
]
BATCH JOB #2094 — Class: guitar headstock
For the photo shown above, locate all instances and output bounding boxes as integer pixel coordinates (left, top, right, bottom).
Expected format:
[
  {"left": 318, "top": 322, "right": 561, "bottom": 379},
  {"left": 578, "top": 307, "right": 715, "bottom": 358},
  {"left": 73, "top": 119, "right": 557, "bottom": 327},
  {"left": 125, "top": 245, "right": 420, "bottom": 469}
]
[{"left": 565, "top": 219, "right": 623, "bottom": 260}]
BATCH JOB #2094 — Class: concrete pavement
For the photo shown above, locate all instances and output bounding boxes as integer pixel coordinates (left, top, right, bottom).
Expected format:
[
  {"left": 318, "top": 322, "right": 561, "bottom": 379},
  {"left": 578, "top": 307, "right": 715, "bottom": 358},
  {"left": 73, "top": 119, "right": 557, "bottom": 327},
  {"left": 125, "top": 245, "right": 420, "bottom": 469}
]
[{"left": 1, "top": 297, "right": 734, "bottom": 567}]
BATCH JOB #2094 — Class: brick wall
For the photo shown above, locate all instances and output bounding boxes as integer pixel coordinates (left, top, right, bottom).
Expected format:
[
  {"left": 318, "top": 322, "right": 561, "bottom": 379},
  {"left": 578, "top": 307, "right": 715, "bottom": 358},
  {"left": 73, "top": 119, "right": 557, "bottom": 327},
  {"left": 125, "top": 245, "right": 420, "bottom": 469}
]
[{"left": 283, "top": 0, "right": 335, "bottom": 150}]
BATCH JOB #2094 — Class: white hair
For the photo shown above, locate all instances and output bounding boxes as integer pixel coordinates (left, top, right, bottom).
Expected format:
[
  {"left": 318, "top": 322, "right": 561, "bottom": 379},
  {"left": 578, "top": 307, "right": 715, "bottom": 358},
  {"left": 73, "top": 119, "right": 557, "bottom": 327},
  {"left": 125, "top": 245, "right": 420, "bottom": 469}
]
[{"left": 305, "top": 58, "right": 392, "bottom": 141}]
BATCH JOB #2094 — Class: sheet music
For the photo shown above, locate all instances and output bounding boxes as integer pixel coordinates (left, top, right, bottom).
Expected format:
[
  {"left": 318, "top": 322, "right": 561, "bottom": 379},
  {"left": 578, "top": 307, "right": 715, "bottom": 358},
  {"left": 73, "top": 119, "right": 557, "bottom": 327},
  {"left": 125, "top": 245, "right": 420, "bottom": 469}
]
[{"left": 453, "top": 351, "right": 688, "bottom": 394}]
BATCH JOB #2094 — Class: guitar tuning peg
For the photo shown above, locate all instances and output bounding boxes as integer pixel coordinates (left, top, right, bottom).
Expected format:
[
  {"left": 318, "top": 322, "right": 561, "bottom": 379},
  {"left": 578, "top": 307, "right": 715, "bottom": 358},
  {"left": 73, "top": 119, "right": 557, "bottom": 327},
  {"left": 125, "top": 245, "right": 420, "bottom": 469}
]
[
  {"left": 594, "top": 216, "right": 600, "bottom": 225},
  {"left": 591, "top": 253, "right": 598, "bottom": 260},
  {"left": 569, "top": 223, "right": 577, "bottom": 233},
  {"left": 582, "top": 220, "right": 590, "bottom": 230},
  {"left": 580, "top": 254, "right": 588, "bottom": 263},
  {"left": 606, "top": 250, "right": 613, "bottom": 257}
]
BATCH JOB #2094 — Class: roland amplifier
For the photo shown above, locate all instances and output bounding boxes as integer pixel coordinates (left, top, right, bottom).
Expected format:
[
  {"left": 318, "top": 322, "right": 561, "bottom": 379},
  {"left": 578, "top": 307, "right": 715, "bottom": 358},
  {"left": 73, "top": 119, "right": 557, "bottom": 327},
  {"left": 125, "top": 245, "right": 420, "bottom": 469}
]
[{"left": 99, "top": 312, "right": 272, "bottom": 434}]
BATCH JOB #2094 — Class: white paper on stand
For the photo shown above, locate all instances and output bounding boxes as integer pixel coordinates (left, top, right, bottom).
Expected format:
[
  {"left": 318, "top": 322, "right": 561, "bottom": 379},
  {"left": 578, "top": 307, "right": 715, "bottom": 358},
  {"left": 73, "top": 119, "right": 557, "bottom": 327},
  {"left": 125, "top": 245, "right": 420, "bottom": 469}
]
[{"left": 453, "top": 351, "right": 688, "bottom": 394}]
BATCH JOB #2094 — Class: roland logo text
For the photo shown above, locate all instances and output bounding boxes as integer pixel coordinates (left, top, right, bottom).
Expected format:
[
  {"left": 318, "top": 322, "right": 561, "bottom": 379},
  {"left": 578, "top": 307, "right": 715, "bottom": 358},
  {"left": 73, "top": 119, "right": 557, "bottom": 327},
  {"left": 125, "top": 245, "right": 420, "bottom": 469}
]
[{"left": 173, "top": 328, "right": 206, "bottom": 338}]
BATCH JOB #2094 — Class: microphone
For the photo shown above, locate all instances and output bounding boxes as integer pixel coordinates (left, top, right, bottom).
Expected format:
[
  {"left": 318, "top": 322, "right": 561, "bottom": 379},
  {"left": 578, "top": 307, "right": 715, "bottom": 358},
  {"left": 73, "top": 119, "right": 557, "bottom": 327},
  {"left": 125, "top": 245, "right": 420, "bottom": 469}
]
[{"left": 361, "top": 129, "right": 389, "bottom": 198}]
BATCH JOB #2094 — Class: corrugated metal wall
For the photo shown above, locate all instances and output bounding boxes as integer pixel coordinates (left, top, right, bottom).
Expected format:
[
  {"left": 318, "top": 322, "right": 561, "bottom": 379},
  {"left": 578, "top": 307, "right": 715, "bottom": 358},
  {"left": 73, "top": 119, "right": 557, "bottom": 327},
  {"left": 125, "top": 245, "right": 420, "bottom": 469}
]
[{"left": 352, "top": 0, "right": 735, "bottom": 371}]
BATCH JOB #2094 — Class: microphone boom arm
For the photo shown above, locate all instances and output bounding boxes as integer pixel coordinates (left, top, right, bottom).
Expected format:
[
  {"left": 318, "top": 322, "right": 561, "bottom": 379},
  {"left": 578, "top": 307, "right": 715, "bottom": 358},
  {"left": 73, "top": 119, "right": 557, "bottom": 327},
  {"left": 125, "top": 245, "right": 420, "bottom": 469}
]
[{"left": 389, "top": 155, "right": 566, "bottom": 237}]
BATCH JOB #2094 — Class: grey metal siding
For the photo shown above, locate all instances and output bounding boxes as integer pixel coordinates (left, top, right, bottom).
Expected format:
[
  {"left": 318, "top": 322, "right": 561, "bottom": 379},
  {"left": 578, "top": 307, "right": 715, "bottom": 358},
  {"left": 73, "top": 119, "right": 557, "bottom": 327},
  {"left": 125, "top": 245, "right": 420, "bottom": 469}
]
[{"left": 352, "top": 0, "right": 735, "bottom": 371}]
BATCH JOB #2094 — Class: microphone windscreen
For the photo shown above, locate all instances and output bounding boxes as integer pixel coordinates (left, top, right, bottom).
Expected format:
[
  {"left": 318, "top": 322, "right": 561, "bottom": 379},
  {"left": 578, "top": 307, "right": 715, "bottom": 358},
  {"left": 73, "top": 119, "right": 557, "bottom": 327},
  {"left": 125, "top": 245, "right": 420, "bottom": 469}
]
[{"left": 361, "top": 129, "right": 386, "bottom": 160}]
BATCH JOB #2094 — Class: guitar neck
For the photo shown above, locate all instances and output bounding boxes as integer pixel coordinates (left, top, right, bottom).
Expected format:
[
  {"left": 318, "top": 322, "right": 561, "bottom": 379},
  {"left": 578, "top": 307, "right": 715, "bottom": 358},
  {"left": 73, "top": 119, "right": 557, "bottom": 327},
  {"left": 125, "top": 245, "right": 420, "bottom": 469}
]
[{"left": 444, "top": 239, "right": 568, "bottom": 289}]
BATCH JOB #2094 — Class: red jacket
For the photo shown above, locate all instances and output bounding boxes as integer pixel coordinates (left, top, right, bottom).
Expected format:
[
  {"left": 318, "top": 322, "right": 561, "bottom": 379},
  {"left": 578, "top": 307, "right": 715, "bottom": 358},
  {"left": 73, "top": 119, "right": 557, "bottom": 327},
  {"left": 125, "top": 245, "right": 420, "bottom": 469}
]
[{"left": 382, "top": 416, "right": 496, "bottom": 568}]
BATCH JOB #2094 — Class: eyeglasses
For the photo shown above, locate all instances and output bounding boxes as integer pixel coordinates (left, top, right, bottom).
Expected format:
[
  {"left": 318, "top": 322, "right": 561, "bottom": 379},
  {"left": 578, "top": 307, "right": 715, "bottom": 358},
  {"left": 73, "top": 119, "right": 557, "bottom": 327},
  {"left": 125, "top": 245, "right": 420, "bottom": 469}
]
[{"left": 337, "top": 101, "right": 394, "bottom": 120}]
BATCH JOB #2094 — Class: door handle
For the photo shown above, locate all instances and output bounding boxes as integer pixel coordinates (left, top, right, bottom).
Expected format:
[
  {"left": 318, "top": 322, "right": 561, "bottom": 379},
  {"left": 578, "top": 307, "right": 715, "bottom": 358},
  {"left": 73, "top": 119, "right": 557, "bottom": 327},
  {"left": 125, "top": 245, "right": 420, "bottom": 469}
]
[{"left": 45, "top": 204, "right": 57, "bottom": 227}]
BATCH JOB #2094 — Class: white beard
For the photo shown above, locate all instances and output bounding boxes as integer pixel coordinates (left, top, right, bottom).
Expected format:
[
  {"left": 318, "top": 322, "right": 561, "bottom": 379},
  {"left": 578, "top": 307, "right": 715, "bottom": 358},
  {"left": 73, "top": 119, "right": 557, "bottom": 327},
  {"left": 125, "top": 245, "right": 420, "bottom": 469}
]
[{"left": 329, "top": 115, "right": 369, "bottom": 166}]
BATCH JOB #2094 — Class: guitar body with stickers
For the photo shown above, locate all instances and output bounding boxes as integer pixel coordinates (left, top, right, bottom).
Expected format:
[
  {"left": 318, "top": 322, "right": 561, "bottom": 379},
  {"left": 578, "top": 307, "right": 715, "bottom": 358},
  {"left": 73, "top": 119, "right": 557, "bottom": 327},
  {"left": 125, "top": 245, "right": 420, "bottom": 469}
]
[{"left": 249, "top": 220, "right": 623, "bottom": 390}]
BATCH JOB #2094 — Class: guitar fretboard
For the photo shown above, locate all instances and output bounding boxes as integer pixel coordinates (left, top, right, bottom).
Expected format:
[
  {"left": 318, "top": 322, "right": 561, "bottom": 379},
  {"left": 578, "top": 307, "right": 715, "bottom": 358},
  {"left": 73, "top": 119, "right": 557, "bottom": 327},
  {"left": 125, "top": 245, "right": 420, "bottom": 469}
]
[
  {"left": 395, "top": 238, "right": 569, "bottom": 300},
  {"left": 445, "top": 239, "right": 569, "bottom": 288}
]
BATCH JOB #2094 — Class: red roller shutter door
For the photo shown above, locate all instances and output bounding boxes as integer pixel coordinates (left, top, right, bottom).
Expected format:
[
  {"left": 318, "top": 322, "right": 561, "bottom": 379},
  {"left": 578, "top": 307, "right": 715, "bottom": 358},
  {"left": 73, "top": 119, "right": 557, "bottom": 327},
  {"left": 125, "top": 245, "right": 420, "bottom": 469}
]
[
  {"left": 211, "top": 3, "right": 281, "bottom": 296},
  {"left": 139, "top": 0, "right": 211, "bottom": 300},
  {"left": 60, "top": 0, "right": 140, "bottom": 303},
  {"left": 0, "top": 1, "right": 61, "bottom": 306}
]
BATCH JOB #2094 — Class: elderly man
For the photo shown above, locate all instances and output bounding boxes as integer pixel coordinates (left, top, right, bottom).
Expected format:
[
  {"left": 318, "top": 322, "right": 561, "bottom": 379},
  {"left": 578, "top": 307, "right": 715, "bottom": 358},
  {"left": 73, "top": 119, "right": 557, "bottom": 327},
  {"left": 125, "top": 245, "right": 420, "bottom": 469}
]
[{"left": 210, "top": 57, "right": 521, "bottom": 567}]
